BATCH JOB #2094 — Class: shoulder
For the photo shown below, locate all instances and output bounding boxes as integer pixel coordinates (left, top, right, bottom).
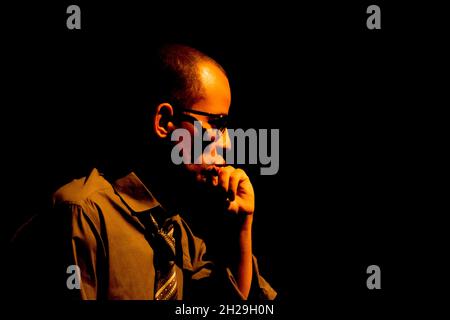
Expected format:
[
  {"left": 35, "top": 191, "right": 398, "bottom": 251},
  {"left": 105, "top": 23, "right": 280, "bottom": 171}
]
[{"left": 52, "top": 168, "right": 111, "bottom": 206}]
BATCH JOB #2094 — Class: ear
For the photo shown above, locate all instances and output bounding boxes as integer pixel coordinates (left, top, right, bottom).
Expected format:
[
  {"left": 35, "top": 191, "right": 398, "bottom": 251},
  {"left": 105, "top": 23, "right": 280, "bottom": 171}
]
[{"left": 153, "top": 103, "right": 176, "bottom": 139}]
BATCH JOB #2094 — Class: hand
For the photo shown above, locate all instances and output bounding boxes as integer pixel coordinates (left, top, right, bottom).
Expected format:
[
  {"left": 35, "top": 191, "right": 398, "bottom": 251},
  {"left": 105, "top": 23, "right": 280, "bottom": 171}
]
[
  {"left": 216, "top": 166, "right": 255, "bottom": 217},
  {"left": 216, "top": 166, "right": 254, "bottom": 298}
]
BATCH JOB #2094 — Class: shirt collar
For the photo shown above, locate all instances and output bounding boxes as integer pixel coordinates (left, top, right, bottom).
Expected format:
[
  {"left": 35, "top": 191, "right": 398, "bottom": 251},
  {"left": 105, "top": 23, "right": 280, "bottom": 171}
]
[
  {"left": 111, "top": 170, "right": 195, "bottom": 271},
  {"left": 112, "top": 171, "right": 161, "bottom": 214}
]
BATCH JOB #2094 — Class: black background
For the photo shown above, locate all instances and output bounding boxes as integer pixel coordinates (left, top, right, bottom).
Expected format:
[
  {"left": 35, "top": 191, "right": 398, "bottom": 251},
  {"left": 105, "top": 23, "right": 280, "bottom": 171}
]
[{"left": 2, "top": 0, "right": 447, "bottom": 318}]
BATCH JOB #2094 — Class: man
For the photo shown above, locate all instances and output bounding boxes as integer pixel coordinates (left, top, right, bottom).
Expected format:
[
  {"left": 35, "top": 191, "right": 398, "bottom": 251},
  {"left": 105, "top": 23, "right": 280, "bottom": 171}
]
[{"left": 12, "top": 44, "right": 276, "bottom": 300}]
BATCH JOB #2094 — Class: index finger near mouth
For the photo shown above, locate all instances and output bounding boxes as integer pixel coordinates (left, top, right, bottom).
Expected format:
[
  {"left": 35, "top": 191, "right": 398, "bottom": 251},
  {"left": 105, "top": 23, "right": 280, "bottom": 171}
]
[{"left": 217, "top": 166, "right": 234, "bottom": 193}]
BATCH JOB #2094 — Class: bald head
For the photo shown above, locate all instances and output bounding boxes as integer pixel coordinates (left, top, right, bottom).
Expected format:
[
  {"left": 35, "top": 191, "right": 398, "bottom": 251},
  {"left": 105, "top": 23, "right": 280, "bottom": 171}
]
[{"left": 151, "top": 44, "right": 228, "bottom": 110}]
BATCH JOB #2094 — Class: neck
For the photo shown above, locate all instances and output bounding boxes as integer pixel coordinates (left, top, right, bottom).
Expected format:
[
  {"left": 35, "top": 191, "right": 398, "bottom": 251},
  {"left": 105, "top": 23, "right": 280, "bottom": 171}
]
[{"left": 134, "top": 150, "right": 188, "bottom": 215}]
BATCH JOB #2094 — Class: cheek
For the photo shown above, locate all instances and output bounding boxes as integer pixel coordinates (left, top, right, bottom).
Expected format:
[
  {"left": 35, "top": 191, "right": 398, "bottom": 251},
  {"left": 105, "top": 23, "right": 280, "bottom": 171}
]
[
  {"left": 173, "top": 123, "right": 201, "bottom": 163},
  {"left": 180, "top": 122, "right": 200, "bottom": 138},
  {"left": 201, "top": 142, "right": 217, "bottom": 162}
]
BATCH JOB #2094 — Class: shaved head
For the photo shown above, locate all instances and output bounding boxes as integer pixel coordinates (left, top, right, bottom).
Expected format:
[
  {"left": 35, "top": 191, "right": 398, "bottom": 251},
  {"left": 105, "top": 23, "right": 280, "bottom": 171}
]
[{"left": 151, "top": 44, "right": 227, "bottom": 110}]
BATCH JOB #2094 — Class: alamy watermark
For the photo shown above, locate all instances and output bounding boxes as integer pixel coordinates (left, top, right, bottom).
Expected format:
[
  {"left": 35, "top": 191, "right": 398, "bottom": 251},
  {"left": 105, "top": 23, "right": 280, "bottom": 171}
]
[{"left": 171, "top": 121, "right": 279, "bottom": 175}]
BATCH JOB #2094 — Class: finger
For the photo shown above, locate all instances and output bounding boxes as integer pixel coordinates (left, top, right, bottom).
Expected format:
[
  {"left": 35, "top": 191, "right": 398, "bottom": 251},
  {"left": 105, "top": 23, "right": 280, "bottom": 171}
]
[
  {"left": 227, "top": 199, "right": 239, "bottom": 215},
  {"left": 228, "top": 169, "right": 246, "bottom": 202},
  {"left": 218, "top": 166, "right": 234, "bottom": 194}
]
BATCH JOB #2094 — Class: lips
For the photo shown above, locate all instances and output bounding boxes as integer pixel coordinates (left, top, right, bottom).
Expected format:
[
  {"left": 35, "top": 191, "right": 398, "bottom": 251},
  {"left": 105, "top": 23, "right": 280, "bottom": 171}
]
[
  {"left": 204, "top": 163, "right": 227, "bottom": 176},
  {"left": 204, "top": 166, "right": 218, "bottom": 176},
  {"left": 201, "top": 165, "right": 233, "bottom": 202}
]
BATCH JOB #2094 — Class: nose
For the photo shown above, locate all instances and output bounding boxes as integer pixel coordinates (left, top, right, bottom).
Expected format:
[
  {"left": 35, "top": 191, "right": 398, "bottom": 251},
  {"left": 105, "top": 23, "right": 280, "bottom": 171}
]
[{"left": 216, "top": 128, "right": 231, "bottom": 151}]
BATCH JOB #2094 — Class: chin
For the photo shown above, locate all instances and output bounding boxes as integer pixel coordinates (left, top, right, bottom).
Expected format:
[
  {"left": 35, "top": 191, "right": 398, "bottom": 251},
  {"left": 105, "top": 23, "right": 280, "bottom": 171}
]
[{"left": 183, "top": 163, "right": 219, "bottom": 186}]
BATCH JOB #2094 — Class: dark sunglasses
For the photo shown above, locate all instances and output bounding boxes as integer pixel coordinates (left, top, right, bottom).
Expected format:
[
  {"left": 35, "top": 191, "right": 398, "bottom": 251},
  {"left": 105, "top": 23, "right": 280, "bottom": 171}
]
[{"left": 174, "top": 108, "right": 229, "bottom": 133}]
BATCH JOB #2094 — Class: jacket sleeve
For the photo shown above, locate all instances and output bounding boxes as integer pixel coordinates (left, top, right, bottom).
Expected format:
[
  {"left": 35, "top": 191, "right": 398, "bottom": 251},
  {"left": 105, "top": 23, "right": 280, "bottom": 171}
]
[
  {"left": 179, "top": 218, "right": 277, "bottom": 301},
  {"left": 193, "top": 239, "right": 277, "bottom": 301},
  {"left": 57, "top": 202, "right": 105, "bottom": 300}
]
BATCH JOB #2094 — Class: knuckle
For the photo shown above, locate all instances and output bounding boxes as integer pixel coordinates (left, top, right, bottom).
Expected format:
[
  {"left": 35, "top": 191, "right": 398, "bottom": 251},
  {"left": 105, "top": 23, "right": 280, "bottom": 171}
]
[{"left": 220, "top": 167, "right": 233, "bottom": 177}]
